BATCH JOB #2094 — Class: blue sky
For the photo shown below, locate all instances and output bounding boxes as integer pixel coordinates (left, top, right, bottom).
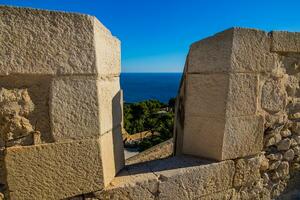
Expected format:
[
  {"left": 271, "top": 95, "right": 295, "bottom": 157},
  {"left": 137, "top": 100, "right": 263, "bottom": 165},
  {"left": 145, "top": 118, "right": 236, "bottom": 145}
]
[{"left": 1, "top": 0, "right": 300, "bottom": 72}]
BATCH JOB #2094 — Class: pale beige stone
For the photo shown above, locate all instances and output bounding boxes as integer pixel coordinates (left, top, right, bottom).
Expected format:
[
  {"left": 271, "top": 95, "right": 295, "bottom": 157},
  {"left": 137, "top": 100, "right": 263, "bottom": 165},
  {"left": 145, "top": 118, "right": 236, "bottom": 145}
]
[
  {"left": 50, "top": 77, "right": 100, "bottom": 141},
  {"left": 185, "top": 74, "right": 229, "bottom": 118},
  {"left": 183, "top": 116, "right": 225, "bottom": 159},
  {"left": 0, "top": 6, "right": 119, "bottom": 75},
  {"left": 188, "top": 28, "right": 278, "bottom": 73},
  {"left": 231, "top": 28, "right": 278, "bottom": 72},
  {"left": 271, "top": 31, "right": 300, "bottom": 53},
  {"left": 222, "top": 115, "right": 264, "bottom": 159},
  {"left": 154, "top": 158, "right": 235, "bottom": 200},
  {"left": 226, "top": 73, "right": 258, "bottom": 117},
  {"left": 94, "top": 18, "right": 121, "bottom": 76},
  {"left": 233, "top": 156, "right": 261, "bottom": 187},
  {"left": 261, "top": 79, "right": 287, "bottom": 114},
  {"left": 97, "top": 77, "right": 122, "bottom": 135},
  {"left": 5, "top": 139, "right": 104, "bottom": 200},
  {"left": 197, "top": 189, "right": 236, "bottom": 200},
  {"left": 188, "top": 28, "right": 233, "bottom": 73},
  {"left": 100, "top": 127, "right": 124, "bottom": 187},
  {"left": 99, "top": 165, "right": 158, "bottom": 200}
]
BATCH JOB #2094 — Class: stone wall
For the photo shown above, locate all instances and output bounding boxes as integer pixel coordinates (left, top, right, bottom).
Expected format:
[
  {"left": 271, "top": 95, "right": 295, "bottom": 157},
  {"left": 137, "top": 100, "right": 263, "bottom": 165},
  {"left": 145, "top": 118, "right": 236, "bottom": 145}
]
[
  {"left": 0, "top": 6, "right": 124, "bottom": 200},
  {"left": 1, "top": 5, "right": 300, "bottom": 200}
]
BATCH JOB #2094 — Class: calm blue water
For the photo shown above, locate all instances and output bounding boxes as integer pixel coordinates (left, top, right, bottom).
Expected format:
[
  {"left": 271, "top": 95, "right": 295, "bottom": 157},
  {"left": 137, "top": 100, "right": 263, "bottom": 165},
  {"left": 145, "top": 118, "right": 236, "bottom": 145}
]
[{"left": 120, "top": 73, "right": 182, "bottom": 103}]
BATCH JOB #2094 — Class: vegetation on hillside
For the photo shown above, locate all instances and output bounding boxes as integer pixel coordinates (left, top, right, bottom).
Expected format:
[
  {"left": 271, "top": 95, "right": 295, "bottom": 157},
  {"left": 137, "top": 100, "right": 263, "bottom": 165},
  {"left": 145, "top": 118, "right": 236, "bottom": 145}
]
[{"left": 124, "top": 98, "right": 175, "bottom": 151}]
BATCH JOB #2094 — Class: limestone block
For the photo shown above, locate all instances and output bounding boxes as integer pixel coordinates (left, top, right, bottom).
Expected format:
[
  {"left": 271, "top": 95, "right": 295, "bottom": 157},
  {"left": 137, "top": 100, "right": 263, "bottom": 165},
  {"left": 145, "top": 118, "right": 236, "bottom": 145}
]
[
  {"left": 233, "top": 156, "right": 261, "bottom": 187},
  {"left": 97, "top": 77, "right": 122, "bottom": 135},
  {"left": 261, "top": 79, "right": 287, "bottom": 114},
  {"left": 153, "top": 158, "right": 235, "bottom": 200},
  {"left": 100, "top": 127, "right": 124, "bottom": 187},
  {"left": 185, "top": 74, "right": 229, "bottom": 118},
  {"left": 50, "top": 77, "right": 100, "bottom": 141},
  {"left": 0, "top": 6, "right": 120, "bottom": 75},
  {"left": 185, "top": 73, "right": 258, "bottom": 119},
  {"left": 226, "top": 73, "right": 258, "bottom": 117},
  {"left": 231, "top": 28, "right": 278, "bottom": 72},
  {"left": 4, "top": 139, "right": 104, "bottom": 200},
  {"left": 197, "top": 189, "right": 236, "bottom": 200},
  {"left": 188, "top": 28, "right": 233, "bottom": 73},
  {"left": 271, "top": 31, "right": 300, "bottom": 53},
  {"left": 188, "top": 28, "right": 278, "bottom": 73},
  {"left": 222, "top": 115, "right": 264, "bottom": 160},
  {"left": 183, "top": 116, "right": 225, "bottom": 159},
  {"left": 99, "top": 165, "right": 158, "bottom": 200},
  {"left": 94, "top": 18, "right": 121, "bottom": 76}
]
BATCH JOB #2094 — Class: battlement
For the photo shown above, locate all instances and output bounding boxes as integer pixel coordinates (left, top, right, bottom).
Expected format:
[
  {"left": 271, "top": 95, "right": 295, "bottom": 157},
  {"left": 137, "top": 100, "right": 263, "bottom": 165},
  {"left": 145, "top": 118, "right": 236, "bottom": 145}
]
[{"left": 0, "top": 6, "right": 299, "bottom": 200}]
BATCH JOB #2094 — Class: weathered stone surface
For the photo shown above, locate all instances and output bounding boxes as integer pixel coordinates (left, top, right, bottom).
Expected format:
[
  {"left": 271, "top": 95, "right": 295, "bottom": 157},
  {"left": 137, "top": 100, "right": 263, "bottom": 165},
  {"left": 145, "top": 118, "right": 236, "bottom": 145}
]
[
  {"left": 261, "top": 79, "right": 287, "bottom": 114},
  {"left": 0, "top": 76, "right": 52, "bottom": 142},
  {"left": 100, "top": 127, "right": 124, "bottom": 187},
  {"left": 271, "top": 31, "right": 300, "bottom": 53},
  {"left": 231, "top": 28, "right": 278, "bottom": 72},
  {"left": 197, "top": 189, "right": 236, "bottom": 200},
  {"left": 226, "top": 73, "right": 258, "bottom": 117},
  {"left": 5, "top": 139, "right": 104, "bottom": 200},
  {"left": 0, "top": 88, "right": 35, "bottom": 147},
  {"left": 50, "top": 77, "right": 100, "bottom": 141},
  {"left": 185, "top": 74, "right": 229, "bottom": 118},
  {"left": 222, "top": 115, "right": 264, "bottom": 160},
  {"left": 126, "top": 138, "right": 173, "bottom": 165},
  {"left": 183, "top": 116, "right": 225, "bottom": 159},
  {"left": 0, "top": 6, "right": 119, "bottom": 75},
  {"left": 94, "top": 18, "right": 121, "bottom": 76},
  {"left": 188, "top": 28, "right": 278, "bottom": 73},
  {"left": 153, "top": 157, "right": 235, "bottom": 200},
  {"left": 283, "top": 149, "right": 295, "bottom": 161},
  {"left": 99, "top": 164, "right": 158, "bottom": 200},
  {"left": 97, "top": 77, "right": 122, "bottom": 135},
  {"left": 188, "top": 28, "right": 233, "bottom": 73},
  {"left": 277, "top": 138, "right": 291, "bottom": 151},
  {"left": 234, "top": 156, "right": 261, "bottom": 187}
]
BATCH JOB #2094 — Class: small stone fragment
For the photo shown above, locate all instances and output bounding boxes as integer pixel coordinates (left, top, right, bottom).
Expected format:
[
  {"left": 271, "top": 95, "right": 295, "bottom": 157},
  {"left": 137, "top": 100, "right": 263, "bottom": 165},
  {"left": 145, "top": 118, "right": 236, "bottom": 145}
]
[
  {"left": 260, "top": 157, "right": 269, "bottom": 171},
  {"left": 291, "top": 122, "right": 300, "bottom": 135},
  {"left": 283, "top": 149, "right": 295, "bottom": 161},
  {"left": 267, "top": 153, "right": 283, "bottom": 161},
  {"left": 290, "top": 138, "right": 298, "bottom": 147},
  {"left": 280, "top": 129, "right": 292, "bottom": 138},
  {"left": 269, "top": 161, "right": 281, "bottom": 170},
  {"left": 277, "top": 138, "right": 291, "bottom": 151},
  {"left": 265, "top": 136, "right": 276, "bottom": 147},
  {"left": 293, "top": 146, "right": 300, "bottom": 155},
  {"left": 292, "top": 135, "right": 300, "bottom": 144},
  {"left": 262, "top": 173, "right": 270, "bottom": 184},
  {"left": 274, "top": 133, "right": 282, "bottom": 144},
  {"left": 277, "top": 161, "right": 289, "bottom": 177},
  {"left": 289, "top": 112, "right": 300, "bottom": 120}
]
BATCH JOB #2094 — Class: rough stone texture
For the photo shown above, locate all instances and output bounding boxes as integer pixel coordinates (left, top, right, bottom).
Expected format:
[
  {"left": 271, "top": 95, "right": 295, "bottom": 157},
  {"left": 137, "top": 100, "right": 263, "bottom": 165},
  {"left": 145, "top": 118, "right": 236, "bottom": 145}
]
[
  {"left": 271, "top": 31, "right": 300, "bottom": 53},
  {"left": 98, "top": 164, "right": 158, "bottom": 200},
  {"left": 50, "top": 77, "right": 101, "bottom": 141},
  {"left": 5, "top": 139, "right": 104, "bottom": 200},
  {"left": 233, "top": 156, "right": 262, "bottom": 187},
  {"left": 126, "top": 138, "right": 173, "bottom": 165},
  {"left": 98, "top": 156, "right": 235, "bottom": 200},
  {"left": 99, "top": 126, "right": 125, "bottom": 187},
  {"left": 0, "top": 88, "right": 35, "bottom": 147},
  {"left": 222, "top": 115, "right": 264, "bottom": 159},
  {"left": 0, "top": 76, "right": 52, "bottom": 142},
  {"left": 178, "top": 29, "right": 265, "bottom": 161},
  {"left": 152, "top": 157, "right": 235, "bottom": 200},
  {"left": 188, "top": 28, "right": 279, "bottom": 73},
  {"left": 0, "top": 6, "right": 120, "bottom": 76}
]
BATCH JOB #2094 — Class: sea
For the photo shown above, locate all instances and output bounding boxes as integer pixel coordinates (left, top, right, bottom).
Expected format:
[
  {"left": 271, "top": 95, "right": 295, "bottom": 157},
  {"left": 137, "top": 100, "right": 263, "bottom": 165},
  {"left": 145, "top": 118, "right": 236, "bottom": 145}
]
[{"left": 120, "top": 73, "right": 182, "bottom": 103}]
